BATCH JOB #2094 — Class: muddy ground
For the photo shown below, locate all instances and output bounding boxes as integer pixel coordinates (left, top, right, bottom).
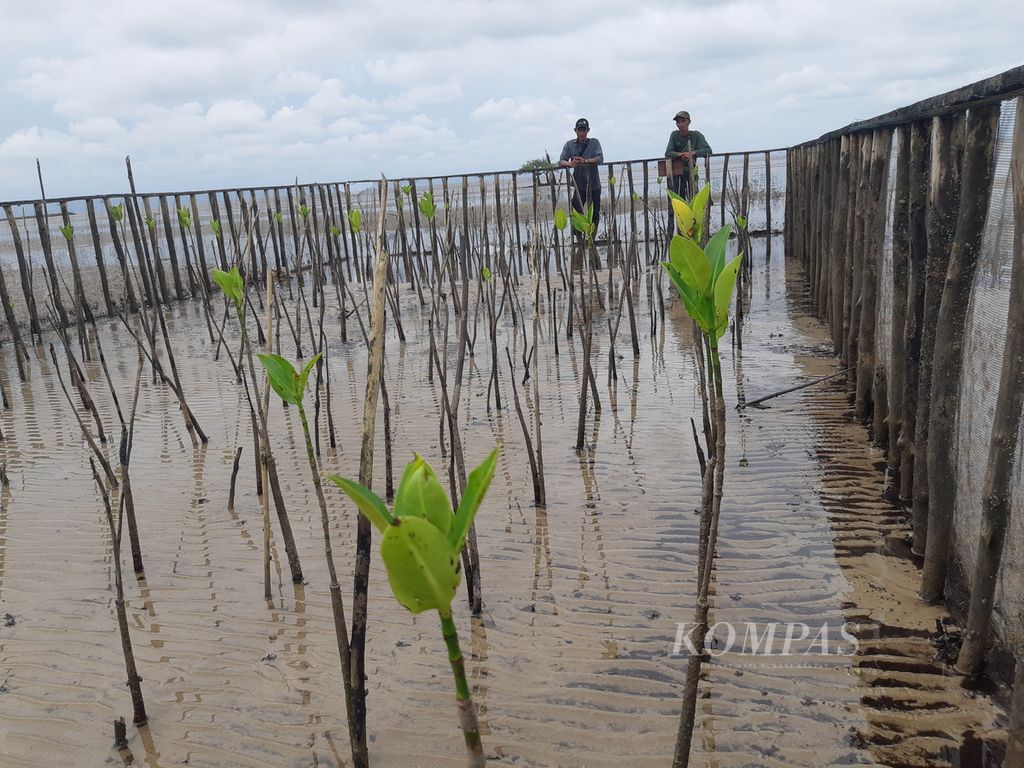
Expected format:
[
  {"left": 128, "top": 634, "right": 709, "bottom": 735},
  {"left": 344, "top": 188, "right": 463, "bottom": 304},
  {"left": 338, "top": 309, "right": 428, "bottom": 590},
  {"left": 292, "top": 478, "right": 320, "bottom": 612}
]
[{"left": 0, "top": 236, "right": 1008, "bottom": 766}]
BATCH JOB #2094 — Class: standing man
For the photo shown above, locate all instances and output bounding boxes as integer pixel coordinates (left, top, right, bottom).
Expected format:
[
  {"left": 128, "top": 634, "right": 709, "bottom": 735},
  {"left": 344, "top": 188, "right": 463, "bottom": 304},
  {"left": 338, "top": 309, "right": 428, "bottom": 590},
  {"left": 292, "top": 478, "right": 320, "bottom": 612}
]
[
  {"left": 559, "top": 118, "right": 604, "bottom": 232},
  {"left": 665, "top": 110, "right": 712, "bottom": 199}
]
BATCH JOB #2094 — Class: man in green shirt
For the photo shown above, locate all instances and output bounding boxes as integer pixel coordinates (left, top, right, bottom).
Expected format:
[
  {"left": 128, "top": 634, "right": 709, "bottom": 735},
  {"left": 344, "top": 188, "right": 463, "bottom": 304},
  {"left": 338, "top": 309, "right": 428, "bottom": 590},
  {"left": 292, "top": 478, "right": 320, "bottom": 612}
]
[{"left": 665, "top": 110, "right": 712, "bottom": 200}]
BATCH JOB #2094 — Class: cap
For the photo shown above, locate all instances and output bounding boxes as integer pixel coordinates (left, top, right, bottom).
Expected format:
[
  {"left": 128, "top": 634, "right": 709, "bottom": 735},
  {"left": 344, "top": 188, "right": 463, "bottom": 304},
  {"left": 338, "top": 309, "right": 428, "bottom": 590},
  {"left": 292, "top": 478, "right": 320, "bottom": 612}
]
[
  {"left": 674, "top": 110, "right": 690, "bottom": 121},
  {"left": 575, "top": 118, "right": 590, "bottom": 130}
]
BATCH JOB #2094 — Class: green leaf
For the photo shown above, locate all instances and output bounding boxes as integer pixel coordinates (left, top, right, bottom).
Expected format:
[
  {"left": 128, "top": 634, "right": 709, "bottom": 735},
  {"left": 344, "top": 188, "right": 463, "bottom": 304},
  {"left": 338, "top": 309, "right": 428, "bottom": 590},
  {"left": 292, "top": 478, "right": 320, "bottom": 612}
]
[
  {"left": 211, "top": 266, "right": 243, "bottom": 306},
  {"left": 401, "top": 184, "right": 413, "bottom": 196},
  {"left": 211, "top": 219, "right": 222, "bottom": 236},
  {"left": 328, "top": 475, "right": 393, "bottom": 532},
  {"left": 273, "top": 211, "right": 284, "bottom": 223},
  {"left": 482, "top": 266, "right": 492, "bottom": 282},
  {"left": 608, "top": 174, "right": 616, "bottom": 187},
  {"left": 394, "top": 454, "right": 453, "bottom": 537},
  {"left": 704, "top": 225, "right": 731, "bottom": 283},
  {"left": 59, "top": 224, "right": 73, "bottom": 242},
  {"left": 669, "top": 235, "right": 711, "bottom": 295},
  {"left": 330, "top": 224, "right": 341, "bottom": 237},
  {"left": 418, "top": 191, "right": 436, "bottom": 221},
  {"left": 631, "top": 192, "right": 639, "bottom": 202},
  {"left": 668, "top": 191, "right": 696, "bottom": 238},
  {"left": 450, "top": 447, "right": 498, "bottom": 551},
  {"left": 177, "top": 207, "right": 192, "bottom": 229},
  {"left": 570, "top": 209, "right": 595, "bottom": 240},
  {"left": 109, "top": 203, "right": 124, "bottom": 222},
  {"left": 663, "top": 263, "right": 713, "bottom": 332},
  {"left": 297, "top": 353, "right": 322, "bottom": 397},
  {"left": 145, "top": 217, "right": 156, "bottom": 231},
  {"left": 348, "top": 209, "right": 363, "bottom": 233},
  {"left": 713, "top": 253, "right": 744, "bottom": 333},
  {"left": 690, "top": 184, "right": 711, "bottom": 224},
  {"left": 257, "top": 353, "right": 300, "bottom": 404},
  {"left": 299, "top": 203, "right": 310, "bottom": 219},
  {"left": 736, "top": 215, "right": 747, "bottom": 229},
  {"left": 381, "top": 516, "right": 460, "bottom": 614},
  {"left": 554, "top": 208, "right": 568, "bottom": 231}
]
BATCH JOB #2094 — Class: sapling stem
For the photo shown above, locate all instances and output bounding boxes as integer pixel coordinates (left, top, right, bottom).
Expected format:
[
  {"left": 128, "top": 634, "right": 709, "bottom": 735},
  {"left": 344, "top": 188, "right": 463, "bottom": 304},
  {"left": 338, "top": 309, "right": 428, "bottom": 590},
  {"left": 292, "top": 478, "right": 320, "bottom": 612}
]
[{"left": 440, "top": 611, "right": 486, "bottom": 767}]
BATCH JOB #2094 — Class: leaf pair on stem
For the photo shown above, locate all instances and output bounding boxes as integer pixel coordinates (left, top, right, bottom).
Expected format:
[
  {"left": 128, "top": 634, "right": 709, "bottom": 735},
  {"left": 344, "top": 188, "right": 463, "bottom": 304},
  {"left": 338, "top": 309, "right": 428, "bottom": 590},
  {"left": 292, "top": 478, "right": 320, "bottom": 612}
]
[{"left": 662, "top": 185, "right": 743, "bottom": 338}]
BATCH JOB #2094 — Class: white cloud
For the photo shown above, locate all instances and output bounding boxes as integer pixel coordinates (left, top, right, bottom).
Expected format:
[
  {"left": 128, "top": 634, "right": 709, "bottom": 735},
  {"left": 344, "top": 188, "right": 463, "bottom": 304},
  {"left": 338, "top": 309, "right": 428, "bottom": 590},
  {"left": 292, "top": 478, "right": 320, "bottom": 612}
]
[{"left": 0, "top": 0, "right": 1022, "bottom": 199}]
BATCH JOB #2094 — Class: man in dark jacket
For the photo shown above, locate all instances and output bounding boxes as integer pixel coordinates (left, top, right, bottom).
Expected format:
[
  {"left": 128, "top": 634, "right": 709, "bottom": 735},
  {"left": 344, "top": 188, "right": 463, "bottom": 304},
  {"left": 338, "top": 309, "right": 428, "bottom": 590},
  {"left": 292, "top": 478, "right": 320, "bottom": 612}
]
[
  {"left": 665, "top": 110, "right": 712, "bottom": 199},
  {"left": 559, "top": 117, "right": 604, "bottom": 231}
]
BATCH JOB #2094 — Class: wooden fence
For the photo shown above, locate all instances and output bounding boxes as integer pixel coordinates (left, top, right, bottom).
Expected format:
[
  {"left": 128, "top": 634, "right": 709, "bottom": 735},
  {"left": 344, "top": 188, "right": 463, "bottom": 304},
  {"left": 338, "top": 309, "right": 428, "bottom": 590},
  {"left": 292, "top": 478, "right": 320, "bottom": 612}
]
[
  {"left": 0, "top": 149, "right": 786, "bottom": 341},
  {"left": 785, "top": 64, "right": 1024, "bottom": 676}
]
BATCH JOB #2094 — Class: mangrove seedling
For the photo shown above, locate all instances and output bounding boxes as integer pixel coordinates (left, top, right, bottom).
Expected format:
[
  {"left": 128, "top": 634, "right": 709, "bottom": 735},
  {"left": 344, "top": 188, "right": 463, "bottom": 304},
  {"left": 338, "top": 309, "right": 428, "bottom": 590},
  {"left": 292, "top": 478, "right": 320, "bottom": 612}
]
[
  {"left": 418, "top": 191, "right": 437, "bottom": 221},
  {"left": 570, "top": 205, "right": 595, "bottom": 243},
  {"left": 554, "top": 208, "right": 568, "bottom": 231},
  {"left": 348, "top": 209, "right": 363, "bottom": 234},
  {"left": 661, "top": 184, "right": 742, "bottom": 768},
  {"left": 329, "top": 449, "right": 499, "bottom": 768}
]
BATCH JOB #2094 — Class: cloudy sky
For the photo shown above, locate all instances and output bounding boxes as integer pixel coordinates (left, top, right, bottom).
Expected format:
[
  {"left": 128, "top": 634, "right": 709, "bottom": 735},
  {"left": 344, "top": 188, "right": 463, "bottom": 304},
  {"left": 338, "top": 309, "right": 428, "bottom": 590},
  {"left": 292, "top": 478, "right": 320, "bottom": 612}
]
[{"left": 0, "top": 0, "right": 1020, "bottom": 202}]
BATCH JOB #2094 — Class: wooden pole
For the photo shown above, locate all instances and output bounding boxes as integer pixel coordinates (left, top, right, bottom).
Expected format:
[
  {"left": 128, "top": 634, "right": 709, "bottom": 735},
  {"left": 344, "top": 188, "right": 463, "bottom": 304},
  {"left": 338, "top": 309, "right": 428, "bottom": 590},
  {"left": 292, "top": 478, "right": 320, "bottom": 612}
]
[
  {"left": 104, "top": 197, "right": 139, "bottom": 313},
  {"left": 85, "top": 199, "right": 115, "bottom": 316},
  {"left": 956, "top": 97, "right": 1024, "bottom": 673},
  {"left": 855, "top": 128, "right": 893, "bottom": 423},
  {"left": 158, "top": 194, "right": 186, "bottom": 300},
  {"left": 1006, "top": 660, "right": 1024, "bottom": 765},
  {"left": 3, "top": 204, "right": 42, "bottom": 340},
  {"left": 911, "top": 112, "right": 965, "bottom": 555},
  {"left": 897, "top": 120, "right": 931, "bottom": 503},
  {"left": 921, "top": 102, "right": 1000, "bottom": 602},
  {"left": 349, "top": 177, "right": 392, "bottom": 767},
  {"left": 189, "top": 193, "right": 213, "bottom": 292},
  {"left": 887, "top": 126, "right": 911, "bottom": 467}
]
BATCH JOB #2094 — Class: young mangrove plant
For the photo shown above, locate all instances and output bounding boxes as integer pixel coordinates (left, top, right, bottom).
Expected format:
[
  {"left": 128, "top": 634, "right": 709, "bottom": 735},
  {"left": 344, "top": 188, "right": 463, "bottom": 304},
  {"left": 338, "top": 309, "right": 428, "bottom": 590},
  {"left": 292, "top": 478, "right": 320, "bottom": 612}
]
[
  {"left": 329, "top": 449, "right": 499, "bottom": 768},
  {"left": 568, "top": 206, "right": 601, "bottom": 450},
  {"left": 257, "top": 349, "right": 369, "bottom": 764},
  {"left": 661, "top": 184, "right": 743, "bottom": 768},
  {"left": 212, "top": 266, "right": 304, "bottom": 586}
]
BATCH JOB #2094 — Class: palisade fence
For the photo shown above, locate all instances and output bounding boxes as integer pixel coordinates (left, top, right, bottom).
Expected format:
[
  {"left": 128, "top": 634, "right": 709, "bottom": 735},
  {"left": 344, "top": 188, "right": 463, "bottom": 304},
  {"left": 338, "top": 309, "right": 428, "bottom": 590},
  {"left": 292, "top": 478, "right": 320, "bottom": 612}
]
[
  {"left": 787, "top": 65, "right": 1024, "bottom": 673},
  {"left": 0, "top": 150, "right": 785, "bottom": 341}
]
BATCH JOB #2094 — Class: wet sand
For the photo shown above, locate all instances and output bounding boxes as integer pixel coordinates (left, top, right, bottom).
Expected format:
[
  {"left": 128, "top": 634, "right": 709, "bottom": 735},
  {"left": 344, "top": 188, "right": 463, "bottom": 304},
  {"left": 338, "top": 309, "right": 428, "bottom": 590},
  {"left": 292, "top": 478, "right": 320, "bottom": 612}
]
[{"left": 0, "top": 237, "right": 1007, "bottom": 767}]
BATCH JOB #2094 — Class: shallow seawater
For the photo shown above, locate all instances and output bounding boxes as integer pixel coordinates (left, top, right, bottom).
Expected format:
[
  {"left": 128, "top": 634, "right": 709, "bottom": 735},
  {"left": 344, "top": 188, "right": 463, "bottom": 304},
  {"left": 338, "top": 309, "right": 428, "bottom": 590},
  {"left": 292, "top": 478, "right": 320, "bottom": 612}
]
[{"left": 0, "top": 237, "right": 1007, "bottom": 767}]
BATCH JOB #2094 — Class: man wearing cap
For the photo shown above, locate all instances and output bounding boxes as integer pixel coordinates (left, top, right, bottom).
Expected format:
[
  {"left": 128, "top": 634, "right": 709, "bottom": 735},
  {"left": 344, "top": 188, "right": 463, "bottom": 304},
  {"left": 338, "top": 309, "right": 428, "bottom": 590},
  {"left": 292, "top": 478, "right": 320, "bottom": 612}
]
[
  {"left": 665, "top": 110, "right": 712, "bottom": 199},
  {"left": 559, "top": 118, "right": 605, "bottom": 231}
]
